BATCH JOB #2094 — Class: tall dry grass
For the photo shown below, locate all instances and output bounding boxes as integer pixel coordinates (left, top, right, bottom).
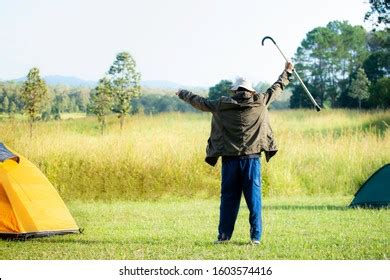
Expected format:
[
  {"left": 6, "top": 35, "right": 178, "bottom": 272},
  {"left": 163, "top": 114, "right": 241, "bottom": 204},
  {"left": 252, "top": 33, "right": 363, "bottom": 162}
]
[{"left": 0, "top": 109, "right": 389, "bottom": 200}]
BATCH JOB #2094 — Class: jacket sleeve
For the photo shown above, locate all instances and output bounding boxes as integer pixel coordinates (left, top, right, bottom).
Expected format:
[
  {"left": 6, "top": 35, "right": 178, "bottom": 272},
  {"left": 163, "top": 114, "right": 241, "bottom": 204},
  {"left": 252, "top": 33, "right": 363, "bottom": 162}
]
[
  {"left": 261, "top": 70, "right": 292, "bottom": 106},
  {"left": 177, "top": 89, "right": 219, "bottom": 112}
]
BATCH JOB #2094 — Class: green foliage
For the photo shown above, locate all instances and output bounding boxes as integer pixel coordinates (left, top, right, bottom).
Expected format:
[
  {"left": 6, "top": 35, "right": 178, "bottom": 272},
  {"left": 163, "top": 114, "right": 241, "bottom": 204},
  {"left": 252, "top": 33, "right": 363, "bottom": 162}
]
[
  {"left": 131, "top": 94, "right": 197, "bottom": 114},
  {"left": 348, "top": 68, "right": 371, "bottom": 108},
  {"left": 41, "top": 111, "right": 51, "bottom": 121},
  {"left": 91, "top": 77, "right": 113, "bottom": 134},
  {"left": 369, "top": 77, "right": 390, "bottom": 108},
  {"left": 289, "top": 82, "right": 317, "bottom": 109},
  {"left": 0, "top": 81, "right": 23, "bottom": 113},
  {"left": 208, "top": 80, "right": 233, "bottom": 100},
  {"left": 364, "top": 0, "right": 390, "bottom": 29},
  {"left": 51, "top": 85, "right": 70, "bottom": 116},
  {"left": 363, "top": 29, "right": 390, "bottom": 82},
  {"left": 21, "top": 68, "right": 48, "bottom": 117},
  {"left": 290, "top": 21, "right": 390, "bottom": 110},
  {"left": 0, "top": 80, "right": 92, "bottom": 117},
  {"left": 9, "top": 101, "right": 16, "bottom": 115},
  {"left": 108, "top": 52, "right": 141, "bottom": 129},
  {"left": 21, "top": 67, "right": 48, "bottom": 137},
  {"left": 1, "top": 95, "right": 9, "bottom": 113}
]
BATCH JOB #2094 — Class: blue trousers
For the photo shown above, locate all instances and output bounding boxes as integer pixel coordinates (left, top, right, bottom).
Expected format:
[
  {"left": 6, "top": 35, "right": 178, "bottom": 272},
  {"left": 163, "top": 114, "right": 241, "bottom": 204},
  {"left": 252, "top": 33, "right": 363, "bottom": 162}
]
[{"left": 218, "top": 157, "right": 262, "bottom": 241}]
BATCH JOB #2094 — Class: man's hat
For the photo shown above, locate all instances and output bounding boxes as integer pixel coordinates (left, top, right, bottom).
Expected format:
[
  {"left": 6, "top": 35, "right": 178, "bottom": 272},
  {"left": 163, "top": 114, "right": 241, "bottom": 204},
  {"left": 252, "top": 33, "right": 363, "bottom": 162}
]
[{"left": 230, "top": 77, "right": 256, "bottom": 92}]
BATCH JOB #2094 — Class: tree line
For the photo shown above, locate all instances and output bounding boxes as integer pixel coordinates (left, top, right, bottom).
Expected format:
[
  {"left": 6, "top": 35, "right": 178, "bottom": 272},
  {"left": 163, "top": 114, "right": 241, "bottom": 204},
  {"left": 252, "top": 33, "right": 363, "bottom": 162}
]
[
  {"left": 0, "top": 81, "right": 90, "bottom": 118},
  {"left": 0, "top": 80, "right": 198, "bottom": 118},
  {"left": 290, "top": 21, "right": 389, "bottom": 109},
  {"left": 0, "top": 80, "right": 91, "bottom": 118},
  {"left": 0, "top": 51, "right": 198, "bottom": 136}
]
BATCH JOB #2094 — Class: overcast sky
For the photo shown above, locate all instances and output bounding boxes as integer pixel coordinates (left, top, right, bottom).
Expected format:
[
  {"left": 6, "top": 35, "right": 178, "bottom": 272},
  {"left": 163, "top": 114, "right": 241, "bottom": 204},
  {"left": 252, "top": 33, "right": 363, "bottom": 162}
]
[{"left": 0, "top": 0, "right": 370, "bottom": 86}]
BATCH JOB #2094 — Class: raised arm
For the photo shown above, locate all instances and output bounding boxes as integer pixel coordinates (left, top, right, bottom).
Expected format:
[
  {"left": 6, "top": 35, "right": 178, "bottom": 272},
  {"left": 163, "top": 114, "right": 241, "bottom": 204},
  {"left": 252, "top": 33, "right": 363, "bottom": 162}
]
[
  {"left": 261, "top": 62, "right": 294, "bottom": 106},
  {"left": 176, "top": 89, "right": 219, "bottom": 112}
]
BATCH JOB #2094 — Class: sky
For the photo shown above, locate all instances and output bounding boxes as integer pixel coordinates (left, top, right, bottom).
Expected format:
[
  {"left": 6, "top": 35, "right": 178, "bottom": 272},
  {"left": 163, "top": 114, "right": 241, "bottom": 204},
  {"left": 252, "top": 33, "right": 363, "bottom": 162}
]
[{"left": 0, "top": 0, "right": 371, "bottom": 87}]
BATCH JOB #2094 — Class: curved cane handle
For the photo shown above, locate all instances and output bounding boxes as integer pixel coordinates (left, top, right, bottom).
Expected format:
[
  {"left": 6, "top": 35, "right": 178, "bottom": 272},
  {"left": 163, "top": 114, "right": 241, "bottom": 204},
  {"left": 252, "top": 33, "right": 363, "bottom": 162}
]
[{"left": 261, "top": 36, "right": 276, "bottom": 46}]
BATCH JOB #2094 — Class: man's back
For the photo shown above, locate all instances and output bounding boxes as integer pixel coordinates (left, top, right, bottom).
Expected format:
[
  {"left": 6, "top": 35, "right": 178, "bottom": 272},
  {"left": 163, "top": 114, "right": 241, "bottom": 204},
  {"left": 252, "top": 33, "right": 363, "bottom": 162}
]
[
  {"left": 177, "top": 68, "right": 292, "bottom": 165},
  {"left": 214, "top": 92, "right": 265, "bottom": 155}
]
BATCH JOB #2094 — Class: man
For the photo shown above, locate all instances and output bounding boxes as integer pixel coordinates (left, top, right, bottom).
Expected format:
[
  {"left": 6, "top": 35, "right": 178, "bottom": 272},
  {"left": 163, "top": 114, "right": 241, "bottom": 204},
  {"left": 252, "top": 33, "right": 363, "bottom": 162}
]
[{"left": 176, "top": 62, "right": 293, "bottom": 244}]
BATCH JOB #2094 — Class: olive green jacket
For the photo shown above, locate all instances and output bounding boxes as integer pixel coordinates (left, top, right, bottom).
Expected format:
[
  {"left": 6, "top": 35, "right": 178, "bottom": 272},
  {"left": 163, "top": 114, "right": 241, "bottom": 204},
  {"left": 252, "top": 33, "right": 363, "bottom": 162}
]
[{"left": 178, "top": 70, "right": 292, "bottom": 166}]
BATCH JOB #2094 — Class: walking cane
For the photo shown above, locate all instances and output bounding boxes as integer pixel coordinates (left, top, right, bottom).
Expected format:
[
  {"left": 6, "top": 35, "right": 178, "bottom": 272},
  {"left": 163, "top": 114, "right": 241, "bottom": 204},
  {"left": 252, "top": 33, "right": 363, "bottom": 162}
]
[{"left": 262, "top": 36, "right": 321, "bottom": 112}]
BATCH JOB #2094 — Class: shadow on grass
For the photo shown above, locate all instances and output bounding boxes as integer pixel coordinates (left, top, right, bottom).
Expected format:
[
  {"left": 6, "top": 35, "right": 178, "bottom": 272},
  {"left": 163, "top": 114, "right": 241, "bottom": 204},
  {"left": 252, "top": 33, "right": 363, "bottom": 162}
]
[
  {"left": 10, "top": 237, "right": 257, "bottom": 247},
  {"left": 263, "top": 205, "right": 349, "bottom": 211},
  {"left": 225, "top": 241, "right": 257, "bottom": 247},
  {"left": 27, "top": 237, "right": 206, "bottom": 246},
  {"left": 63, "top": 239, "right": 258, "bottom": 247}
]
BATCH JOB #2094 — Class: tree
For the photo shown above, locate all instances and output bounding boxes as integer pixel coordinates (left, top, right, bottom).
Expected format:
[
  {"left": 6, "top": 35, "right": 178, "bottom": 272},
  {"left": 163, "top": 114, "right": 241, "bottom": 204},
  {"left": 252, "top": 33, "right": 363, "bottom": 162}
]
[
  {"left": 2, "top": 96, "right": 9, "bottom": 114},
  {"left": 289, "top": 82, "right": 317, "bottom": 109},
  {"left": 291, "top": 21, "right": 368, "bottom": 108},
  {"left": 364, "top": 0, "right": 390, "bottom": 29},
  {"left": 208, "top": 80, "right": 233, "bottom": 100},
  {"left": 293, "top": 26, "right": 337, "bottom": 106},
  {"left": 91, "top": 77, "right": 113, "bottom": 134},
  {"left": 108, "top": 52, "right": 141, "bottom": 130},
  {"left": 336, "top": 23, "right": 368, "bottom": 107},
  {"left": 21, "top": 68, "right": 48, "bottom": 138},
  {"left": 368, "top": 77, "right": 390, "bottom": 108},
  {"left": 9, "top": 101, "right": 16, "bottom": 116},
  {"left": 72, "top": 88, "right": 90, "bottom": 112},
  {"left": 363, "top": 29, "right": 390, "bottom": 82},
  {"left": 0, "top": 82, "right": 23, "bottom": 114},
  {"left": 348, "top": 68, "right": 371, "bottom": 109},
  {"left": 51, "top": 85, "right": 71, "bottom": 118}
]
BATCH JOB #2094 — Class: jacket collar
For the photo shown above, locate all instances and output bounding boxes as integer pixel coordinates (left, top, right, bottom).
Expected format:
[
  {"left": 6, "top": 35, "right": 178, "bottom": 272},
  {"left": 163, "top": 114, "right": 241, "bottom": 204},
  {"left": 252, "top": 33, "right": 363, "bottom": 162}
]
[{"left": 232, "top": 91, "right": 255, "bottom": 101}]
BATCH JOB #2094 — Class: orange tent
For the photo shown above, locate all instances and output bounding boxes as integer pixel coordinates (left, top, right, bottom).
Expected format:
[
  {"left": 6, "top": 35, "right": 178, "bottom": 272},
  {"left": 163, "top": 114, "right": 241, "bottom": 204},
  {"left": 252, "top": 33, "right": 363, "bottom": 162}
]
[{"left": 0, "top": 143, "right": 79, "bottom": 238}]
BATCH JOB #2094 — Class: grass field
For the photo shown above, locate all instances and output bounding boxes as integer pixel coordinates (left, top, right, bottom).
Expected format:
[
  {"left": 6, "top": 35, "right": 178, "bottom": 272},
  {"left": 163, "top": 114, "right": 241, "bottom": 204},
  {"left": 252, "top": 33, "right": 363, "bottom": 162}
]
[
  {"left": 0, "top": 197, "right": 388, "bottom": 260},
  {"left": 0, "top": 109, "right": 389, "bottom": 259},
  {"left": 0, "top": 109, "right": 389, "bottom": 200}
]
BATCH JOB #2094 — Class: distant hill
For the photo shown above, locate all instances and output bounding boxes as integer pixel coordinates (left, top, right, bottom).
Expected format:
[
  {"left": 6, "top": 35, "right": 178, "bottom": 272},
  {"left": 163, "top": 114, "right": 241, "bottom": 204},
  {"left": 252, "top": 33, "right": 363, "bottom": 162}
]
[
  {"left": 9, "top": 75, "right": 207, "bottom": 91},
  {"left": 44, "top": 75, "right": 97, "bottom": 87},
  {"left": 14, "top": 75, "right": 97, "bottom": 87}
]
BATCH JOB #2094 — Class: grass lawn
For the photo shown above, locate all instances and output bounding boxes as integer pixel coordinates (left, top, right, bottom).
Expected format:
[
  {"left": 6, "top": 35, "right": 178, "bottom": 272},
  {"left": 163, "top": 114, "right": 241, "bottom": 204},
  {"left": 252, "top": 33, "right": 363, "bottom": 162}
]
[{"left": 0, "top": 196, "right": 388, "bottom": 260}]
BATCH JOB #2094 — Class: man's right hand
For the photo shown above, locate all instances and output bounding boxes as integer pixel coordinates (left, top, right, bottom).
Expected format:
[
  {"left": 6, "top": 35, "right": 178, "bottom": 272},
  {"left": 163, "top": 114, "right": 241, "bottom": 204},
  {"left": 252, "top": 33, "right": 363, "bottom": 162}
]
[{"left": 285, "top": 62, "right": 294, "bottom": 73}]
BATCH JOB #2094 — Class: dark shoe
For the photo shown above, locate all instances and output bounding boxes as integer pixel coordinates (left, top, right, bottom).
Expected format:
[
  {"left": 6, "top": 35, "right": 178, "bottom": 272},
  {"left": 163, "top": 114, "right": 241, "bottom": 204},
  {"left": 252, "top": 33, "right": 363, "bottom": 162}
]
[{"left": 215, "top": 233, "right": 230, "bottom": 244}]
